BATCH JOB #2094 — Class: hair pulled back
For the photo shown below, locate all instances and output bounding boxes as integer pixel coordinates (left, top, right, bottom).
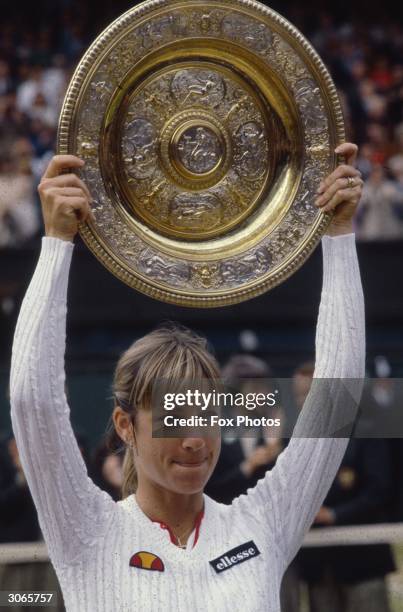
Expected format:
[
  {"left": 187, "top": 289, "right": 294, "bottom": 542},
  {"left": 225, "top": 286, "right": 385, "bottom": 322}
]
[{"left": 109, "top": 323, "right": 221, "bottom": 499}]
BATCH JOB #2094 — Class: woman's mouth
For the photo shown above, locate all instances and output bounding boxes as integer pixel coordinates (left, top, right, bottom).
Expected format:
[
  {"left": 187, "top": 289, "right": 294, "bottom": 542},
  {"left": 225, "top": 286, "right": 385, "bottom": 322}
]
[{"left": 172, "top": 458, "right": 208, "bottom": 468}]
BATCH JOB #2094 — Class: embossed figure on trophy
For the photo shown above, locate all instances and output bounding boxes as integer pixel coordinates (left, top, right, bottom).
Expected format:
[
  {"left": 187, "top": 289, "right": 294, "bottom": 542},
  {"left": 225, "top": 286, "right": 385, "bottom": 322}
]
[
  {"left": 171, "top": 70, "right": 225, "bottom": 109},
  {"left": 225, "top": 182, "right": 248, "bottom": 212},
  {"left": 138, "top": 15, "right": 176, "bottom": 49},
  {"left": 243, "top": 23, "right": 271, "bottom": 51},
  {"left": 225, "top": 95, "right": 249, "bottom": 122},
  {"left": 295, "top": 79, "right": 327, "bottom": 134},
  {"left": 220, "top": 247, "right": 272, "bottom": 285},
  {"left": 191, "top": 264, "right": 220, "bottom": 289},
  {"left": 125, "top": 143, "right": 155, "bottom": 179},
  {"left": 141, "top": 89, "right": 174, "bottom": 122},
  {"left": 200, "top": 13, "right": 212, "bottom": 34},
  {"left": 138, "top": 250, "right": 190, "bottom": 286},
  {"left": 177, "top": 127, "right": 222, "bottom": 174},
  {"left": 123, "top": 118, "right": 157, "bottom": 180},
  {"left": 221, "top": 13, "right": 272, "bottom": 52},
  {"left": 169, "top": 193, "right": 221, "bottom": 230},
  {"left": 91, "top": 80, "right": 112, "bottom": 103},
  {"left": 143, "top": 180, "right": 165, "bottom": 213},
  {"left": 144, "top": 91, "right": 160, "bottom": 110},
  {"left": 234, "top": 122, "right": 267, "bottom": 178},
  {"left": 78, "top": 141, "right": 97, "bottom": 158},
  {"left": 181, "top": 79, "right": 216, "bottom": 107},
  {"left": 276, "top": 45, "right": 307, "bottom": 81}
]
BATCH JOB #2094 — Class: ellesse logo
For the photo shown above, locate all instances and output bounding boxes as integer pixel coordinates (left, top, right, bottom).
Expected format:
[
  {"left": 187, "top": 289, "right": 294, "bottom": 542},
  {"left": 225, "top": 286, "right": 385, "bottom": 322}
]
[
  {"left": 209, "top": 541, "right": 260, "bottom": 574},
  {"left": 129, "top": 551, "right": 165, "bottom": 572}
]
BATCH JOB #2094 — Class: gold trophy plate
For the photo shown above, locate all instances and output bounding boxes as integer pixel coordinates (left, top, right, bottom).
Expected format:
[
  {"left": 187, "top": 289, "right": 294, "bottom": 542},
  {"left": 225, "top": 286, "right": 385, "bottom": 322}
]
[{"left": 57, "top": 0, "right": 345, "bottom": 307}]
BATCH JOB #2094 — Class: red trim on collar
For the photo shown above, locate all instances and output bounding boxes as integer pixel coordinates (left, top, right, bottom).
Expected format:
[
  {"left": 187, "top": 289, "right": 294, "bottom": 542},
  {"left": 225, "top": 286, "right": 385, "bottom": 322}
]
[
  {"left": 155, "top": 520, "right": 177, "bottom": 545},
  {"left": 151, "top": 508, "right": 205, "bottom": 548}
]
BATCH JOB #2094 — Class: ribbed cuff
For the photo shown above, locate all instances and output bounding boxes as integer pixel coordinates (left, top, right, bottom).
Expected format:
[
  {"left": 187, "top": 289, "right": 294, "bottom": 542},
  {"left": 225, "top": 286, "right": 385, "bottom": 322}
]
[
  {"left": 321, "top": 233, "right": 357, "bottom": 284},
  {"left": 42, "top": 236, "right": 75, "bottom": 247},
  {"left": 321, "top": 232, "right": 356, "bottom": 247}
]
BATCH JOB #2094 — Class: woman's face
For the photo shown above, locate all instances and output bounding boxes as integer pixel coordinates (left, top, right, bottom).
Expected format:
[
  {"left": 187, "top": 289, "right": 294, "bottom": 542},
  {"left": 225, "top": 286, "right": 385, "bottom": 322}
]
[{"left": 133, "top": 408, "right": 221, "bottom": 495}]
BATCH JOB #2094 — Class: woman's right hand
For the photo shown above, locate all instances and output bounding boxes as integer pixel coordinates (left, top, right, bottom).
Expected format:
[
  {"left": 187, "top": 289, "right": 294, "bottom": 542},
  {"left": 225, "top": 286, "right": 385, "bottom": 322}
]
[{"left": 38, "top": 155, "right": 93, "bottom": 243}]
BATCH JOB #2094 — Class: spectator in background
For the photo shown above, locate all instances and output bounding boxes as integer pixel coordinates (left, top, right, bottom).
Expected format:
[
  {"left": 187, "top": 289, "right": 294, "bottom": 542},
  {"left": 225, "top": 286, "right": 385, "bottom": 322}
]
[
  {"left": 0, "top": 435, "right": 64, "bottom": 612},
  {"left": 16, "top": 56, "right": 68, "bottom": 128},
  {"left": 15, "top": 65, "right": 42, "bottom": 115},
  {"left": 356, "top": 143, "right": 376, "bottom": 180},
  {"left": 205, "top": 354, "right": 283, "bottom": 504},
  {"left": 359, "top": 79, "right": 387, "bottom": 123},
  {"left": 0, "top": 427, "right": 90, "bottom": 545},
  {"left": 0, "top": 91, "right": 32, "bottom": 142},
  {"left": 370, "top": 57, "right": 393, "bottom": 92},
  {"left": 0, "top": 137, "right": 40, "bottom": 247},
  {"left": 388, "top": 123, "right": 403, "bottom": 198},
  {"left": 91, "top": 441, "right": 124, "bottom": 502},
  {"left": 205, "top": 355, "right": 298, "bottom": 612},
  {"left": 41, "top": 54, "right": 69, "bottom": 115},
  {"left": 26, "top": 92, "right": 58, "bottom": 128},
  {"left": 388, "top": 65, "right": 403, "bottom": 126},
  {"left": 356, "top": 163, "right": 403, "bottom": 240},
  {"left": 0, "top": 435, "right": 40, "bottom": 543},
  {"left": 365, "top": 124, "right": 391, "bottom": 165},
  {"left": 293, "top": 364, "right": 396, "bottom": 612},
  {"left": 389, "top": 154, "right": 403, "bottom": 191},
  {"left": 367, "top": 357, "right": 403, "bottom": 523},
  {"left": 0, "top": 59, "right": 12, "bottom": 96},
  {"left": 298, "top": 437, "right": 396, "bottom": 612}
]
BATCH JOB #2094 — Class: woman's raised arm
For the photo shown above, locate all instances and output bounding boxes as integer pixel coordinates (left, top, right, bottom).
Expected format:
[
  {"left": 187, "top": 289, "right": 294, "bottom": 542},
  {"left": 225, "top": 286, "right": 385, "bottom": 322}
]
[
  {"left": 233, "top": 144, "right": 366, "bottom": 570},
  {"left": 9, "top": 156, "right": 115, "bottom": 570}
]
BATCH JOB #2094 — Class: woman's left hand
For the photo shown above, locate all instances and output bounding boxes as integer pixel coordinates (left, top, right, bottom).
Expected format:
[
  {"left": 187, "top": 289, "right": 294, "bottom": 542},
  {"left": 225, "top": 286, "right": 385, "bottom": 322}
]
[{"left": 316, "top": 142, "right": 364, "bottom": 236}]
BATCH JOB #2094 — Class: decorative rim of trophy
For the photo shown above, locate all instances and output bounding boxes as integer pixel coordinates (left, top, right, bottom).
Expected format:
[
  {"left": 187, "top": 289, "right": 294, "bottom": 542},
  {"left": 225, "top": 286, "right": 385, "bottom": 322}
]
[{"left": 57, "top": 0, "right": 345, "bottom": 308}]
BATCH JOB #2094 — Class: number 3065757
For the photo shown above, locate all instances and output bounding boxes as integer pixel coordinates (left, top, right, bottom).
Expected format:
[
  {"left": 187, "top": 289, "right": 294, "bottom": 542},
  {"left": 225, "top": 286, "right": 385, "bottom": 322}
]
[{"left": 7, "top": 592, "right": 53, "bottom": 603}]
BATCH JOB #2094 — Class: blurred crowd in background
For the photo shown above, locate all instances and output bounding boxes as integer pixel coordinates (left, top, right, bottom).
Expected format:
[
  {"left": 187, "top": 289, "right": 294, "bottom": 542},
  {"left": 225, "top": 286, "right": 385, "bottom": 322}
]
[{"left": 0, "top": 2, "right": 403, "bottom": 246}]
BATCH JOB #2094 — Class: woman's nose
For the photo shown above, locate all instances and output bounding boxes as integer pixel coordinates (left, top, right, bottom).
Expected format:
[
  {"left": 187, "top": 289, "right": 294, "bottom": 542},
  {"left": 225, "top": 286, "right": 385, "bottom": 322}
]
[{"left": 181, "top": 437, "right": 206, "bottom": 452}]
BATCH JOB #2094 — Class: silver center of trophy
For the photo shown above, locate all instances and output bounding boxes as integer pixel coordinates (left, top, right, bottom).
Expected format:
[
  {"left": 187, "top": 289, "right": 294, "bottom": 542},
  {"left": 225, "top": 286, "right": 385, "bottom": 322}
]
[{"left": 177, "top": 126, "right": 223, "bottom": 174}]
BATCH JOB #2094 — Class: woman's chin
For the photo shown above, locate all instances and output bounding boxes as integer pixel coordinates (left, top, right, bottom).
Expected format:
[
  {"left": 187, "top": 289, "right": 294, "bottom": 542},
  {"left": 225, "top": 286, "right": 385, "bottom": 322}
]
[{"left": 169, "top": 462, "right": 210, "bottom": 493}]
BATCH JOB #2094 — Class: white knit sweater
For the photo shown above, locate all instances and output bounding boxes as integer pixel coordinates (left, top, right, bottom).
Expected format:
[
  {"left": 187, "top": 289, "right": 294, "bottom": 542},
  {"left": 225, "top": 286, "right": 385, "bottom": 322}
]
[{"left": 10, "top": 234, "right": 365, "bottom": 612}]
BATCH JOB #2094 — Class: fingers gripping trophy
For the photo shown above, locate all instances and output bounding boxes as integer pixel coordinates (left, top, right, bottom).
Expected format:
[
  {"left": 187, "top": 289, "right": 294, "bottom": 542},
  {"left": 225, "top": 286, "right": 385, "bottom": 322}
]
[
  {"left": 9, "top": 2, "right": 365, "bottom": 611},
  {"left": 39, "top": 145, "right": 363, "bottom": 245}
]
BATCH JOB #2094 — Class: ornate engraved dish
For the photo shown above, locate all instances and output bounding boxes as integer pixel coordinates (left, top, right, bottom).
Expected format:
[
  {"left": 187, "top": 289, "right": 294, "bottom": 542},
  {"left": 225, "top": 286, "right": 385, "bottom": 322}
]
[{"left": 58, "top": 0, "right": 344, "bottom": 307}]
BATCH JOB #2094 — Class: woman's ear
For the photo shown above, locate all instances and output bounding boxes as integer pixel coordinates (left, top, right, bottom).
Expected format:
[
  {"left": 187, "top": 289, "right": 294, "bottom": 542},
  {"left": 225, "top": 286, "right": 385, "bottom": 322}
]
[{"left": 112, "top": 405, "right": 133, "bottom": 445}]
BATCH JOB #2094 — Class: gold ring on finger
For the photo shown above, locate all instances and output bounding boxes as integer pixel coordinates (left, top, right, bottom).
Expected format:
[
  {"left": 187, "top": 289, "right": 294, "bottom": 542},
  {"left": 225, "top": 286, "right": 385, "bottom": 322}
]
[{"left": 347, "top": 177, "right": 355, "bottom": 189}]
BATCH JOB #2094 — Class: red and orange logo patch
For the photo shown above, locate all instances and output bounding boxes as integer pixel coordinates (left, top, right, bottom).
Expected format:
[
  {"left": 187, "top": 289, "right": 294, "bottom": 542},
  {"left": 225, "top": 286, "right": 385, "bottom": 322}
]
[{"left": 129, "top": 551, "right": 165, "bottom": 572}]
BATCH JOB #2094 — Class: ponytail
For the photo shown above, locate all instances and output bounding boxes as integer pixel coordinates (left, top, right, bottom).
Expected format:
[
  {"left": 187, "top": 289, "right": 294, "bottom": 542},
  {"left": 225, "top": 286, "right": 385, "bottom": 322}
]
[{"left": 121, "top": 445, "right": 137, "bottom": 498}]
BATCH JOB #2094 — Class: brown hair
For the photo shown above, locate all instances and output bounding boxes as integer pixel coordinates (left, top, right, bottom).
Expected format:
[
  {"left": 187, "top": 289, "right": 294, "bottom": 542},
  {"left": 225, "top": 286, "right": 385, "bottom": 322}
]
[{"left": 108, "top": 323, "right": 221, "bottom": 499}]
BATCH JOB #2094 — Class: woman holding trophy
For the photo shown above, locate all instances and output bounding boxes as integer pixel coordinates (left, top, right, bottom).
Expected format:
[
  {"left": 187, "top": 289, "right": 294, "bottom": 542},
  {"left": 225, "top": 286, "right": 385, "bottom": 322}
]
[{"left": 9, "top": 140, "right": 365, "bottom": 611}]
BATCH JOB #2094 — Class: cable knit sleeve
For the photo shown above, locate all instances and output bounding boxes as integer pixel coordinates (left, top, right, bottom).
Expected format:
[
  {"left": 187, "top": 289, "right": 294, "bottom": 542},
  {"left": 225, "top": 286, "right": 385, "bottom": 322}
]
[
  {"left": 232, "top": 233, "right": 365, "bottom": 570},
  {"left": 9, "top": 237, "right": 116, "bottom": 570}
]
